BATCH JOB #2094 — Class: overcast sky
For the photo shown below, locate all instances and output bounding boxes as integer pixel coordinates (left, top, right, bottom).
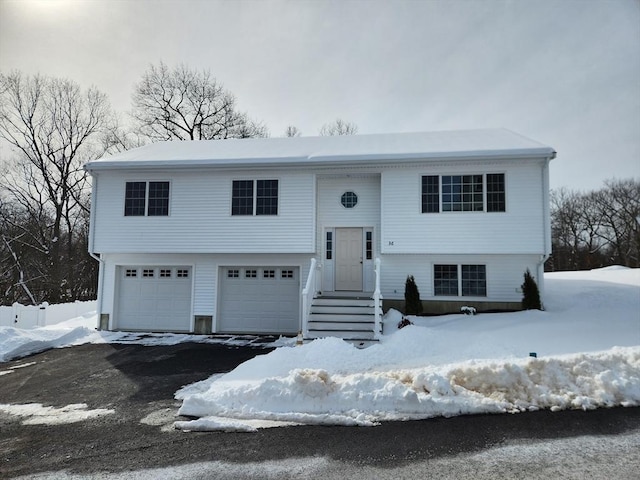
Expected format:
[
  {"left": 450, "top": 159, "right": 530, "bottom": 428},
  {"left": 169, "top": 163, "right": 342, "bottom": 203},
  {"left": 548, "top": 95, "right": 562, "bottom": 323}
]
[{"left": 1, "top": 0, "right": 638, "bottom": 190}]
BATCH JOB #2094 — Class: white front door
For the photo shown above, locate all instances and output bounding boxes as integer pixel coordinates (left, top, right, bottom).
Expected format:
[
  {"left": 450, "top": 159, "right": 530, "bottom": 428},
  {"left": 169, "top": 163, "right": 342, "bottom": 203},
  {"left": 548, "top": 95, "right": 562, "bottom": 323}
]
[{"left": 335, "top": 227, "right": 363, "bottom": 291}]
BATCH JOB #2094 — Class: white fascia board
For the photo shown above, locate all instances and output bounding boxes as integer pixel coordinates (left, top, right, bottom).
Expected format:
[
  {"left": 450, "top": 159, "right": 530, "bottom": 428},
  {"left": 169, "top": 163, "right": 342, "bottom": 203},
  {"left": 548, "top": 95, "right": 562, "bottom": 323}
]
[{"left": 84, "top": 149, "right": 555, "bottom": 172}]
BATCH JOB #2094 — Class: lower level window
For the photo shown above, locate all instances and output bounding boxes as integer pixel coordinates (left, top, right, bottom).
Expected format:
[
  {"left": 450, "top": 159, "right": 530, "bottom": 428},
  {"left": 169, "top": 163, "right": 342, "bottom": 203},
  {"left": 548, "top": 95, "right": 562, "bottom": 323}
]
[{"left": 434, "top": 264, "right": 486, "bottom": 297}]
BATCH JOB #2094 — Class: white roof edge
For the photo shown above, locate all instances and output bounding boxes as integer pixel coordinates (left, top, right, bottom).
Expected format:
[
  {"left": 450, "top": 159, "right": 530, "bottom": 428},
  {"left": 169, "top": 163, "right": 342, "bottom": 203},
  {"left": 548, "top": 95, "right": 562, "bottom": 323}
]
[{"left": 84, "top": 128, "right": 556, "bottom": 172}]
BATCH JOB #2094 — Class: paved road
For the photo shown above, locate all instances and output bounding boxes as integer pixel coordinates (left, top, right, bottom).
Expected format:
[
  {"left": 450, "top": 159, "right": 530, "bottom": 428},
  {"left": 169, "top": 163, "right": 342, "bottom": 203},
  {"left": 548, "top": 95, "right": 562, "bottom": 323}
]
[{"left": 1, "top": 343, "right": 638, "bottom": 479}]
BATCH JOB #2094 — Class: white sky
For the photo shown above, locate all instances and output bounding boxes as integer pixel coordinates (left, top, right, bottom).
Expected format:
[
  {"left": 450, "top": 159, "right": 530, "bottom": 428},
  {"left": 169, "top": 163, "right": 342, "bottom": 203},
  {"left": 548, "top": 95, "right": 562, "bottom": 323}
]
[{"left": 0, "top": 0, "right": 638, "bottom": 190}]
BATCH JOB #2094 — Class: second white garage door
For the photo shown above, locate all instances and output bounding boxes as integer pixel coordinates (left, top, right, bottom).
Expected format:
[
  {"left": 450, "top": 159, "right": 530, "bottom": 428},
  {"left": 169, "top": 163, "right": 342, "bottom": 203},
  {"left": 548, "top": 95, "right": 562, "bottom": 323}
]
[{"left": 218, "top": 266, "right": 300, "bottom": 334}]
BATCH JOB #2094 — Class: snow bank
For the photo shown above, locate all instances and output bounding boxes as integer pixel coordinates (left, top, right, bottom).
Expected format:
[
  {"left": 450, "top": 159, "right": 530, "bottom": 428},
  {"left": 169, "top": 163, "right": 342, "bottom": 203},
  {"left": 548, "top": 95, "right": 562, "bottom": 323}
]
[
  {"left": 176, "top": 267, "right": 640, "bottom": 430},
  {"left": 0, "top": 323, "right": 116, "bottom": 363}
]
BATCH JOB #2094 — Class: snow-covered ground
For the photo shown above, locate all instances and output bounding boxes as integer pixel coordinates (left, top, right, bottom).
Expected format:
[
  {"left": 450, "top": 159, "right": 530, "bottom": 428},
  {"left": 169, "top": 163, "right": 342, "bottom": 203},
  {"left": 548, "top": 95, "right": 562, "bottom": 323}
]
[
  {"left": 1, "top": 267, "right": 639, "bottom": 431},
  {"left": 175, "top": 266, "right": 640, "bottom": 430}
]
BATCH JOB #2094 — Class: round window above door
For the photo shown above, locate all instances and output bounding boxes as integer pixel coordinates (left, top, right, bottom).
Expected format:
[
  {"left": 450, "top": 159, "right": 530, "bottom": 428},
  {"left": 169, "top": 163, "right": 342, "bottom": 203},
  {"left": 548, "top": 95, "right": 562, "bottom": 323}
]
[{"left": 341, "top": 191, "right": 358, "bottom": 208}]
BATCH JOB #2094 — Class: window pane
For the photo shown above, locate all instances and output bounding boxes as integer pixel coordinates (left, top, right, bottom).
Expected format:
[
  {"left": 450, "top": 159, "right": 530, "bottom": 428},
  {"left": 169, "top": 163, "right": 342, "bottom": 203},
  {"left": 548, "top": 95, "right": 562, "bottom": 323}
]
[
  {"left": 441, "top": 175, "right": 483, "bottom": 212},
  {"left": 148, "top": 181, "right": 170, "bottom": 216},
  {"left": 365, "top": 231, "right": 373, "bottom": 260},
  {"left": 124, "top": 182, "right": 146, "bottom": 216},
  {"left": 326, "top": 231, "right": 333, "bottom": 260},
  {"left": 232, "top": 180, "right": 254, "bottom": 215},
  {"left": 462, "top": 265, "right": 486, "bottom": 296},
  {"left": 434, "top": 264, "right": 458, "bottom": 296},
  {"left": 421, "top": 175, "right": 439, "bottom": 213},
  {"left": 487, "top": 173, "right": 505, "bottom": 212},
  {"left": 256, "top": 179, "right": 278, "bottom": 215},
  {"left": 341, "top": 191, "right": 358, "bottom": 209}
]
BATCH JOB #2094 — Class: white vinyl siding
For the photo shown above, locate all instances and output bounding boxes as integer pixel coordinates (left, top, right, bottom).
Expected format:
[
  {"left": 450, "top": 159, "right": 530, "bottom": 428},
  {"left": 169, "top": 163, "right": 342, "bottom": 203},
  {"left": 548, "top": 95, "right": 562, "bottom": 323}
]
[
  {"left": 381, "top": 162, "right": 545, "bottom": 254},
  {"left": 93, "top": 170, "right": 314, "bottom": 254},
  {"left": 317, "top": 175, "right": 381, "bottom": 292},
  {"left": 379, "top": 254, "right": 540, "bottom": 302}
]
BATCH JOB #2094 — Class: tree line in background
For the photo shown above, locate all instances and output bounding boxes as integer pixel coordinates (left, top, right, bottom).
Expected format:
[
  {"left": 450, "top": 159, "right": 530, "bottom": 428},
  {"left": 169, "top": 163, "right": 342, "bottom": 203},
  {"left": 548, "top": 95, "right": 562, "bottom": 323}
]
[
  {"left": 0, "top": 64, "right": 637, "bottom": 304},
  {"left": 548, "top": 178, "right": 639, "bottom": 271}
]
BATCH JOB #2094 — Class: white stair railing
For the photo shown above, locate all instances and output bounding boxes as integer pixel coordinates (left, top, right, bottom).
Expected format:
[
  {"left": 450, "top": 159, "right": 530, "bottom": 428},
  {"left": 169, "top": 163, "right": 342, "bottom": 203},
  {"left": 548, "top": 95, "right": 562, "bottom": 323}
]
[
  {"left": 373, "top": 257, "right": 383, "bottom": 338},
  {"left": 301, "top": 257, "right": 319, "bottom": 336}
]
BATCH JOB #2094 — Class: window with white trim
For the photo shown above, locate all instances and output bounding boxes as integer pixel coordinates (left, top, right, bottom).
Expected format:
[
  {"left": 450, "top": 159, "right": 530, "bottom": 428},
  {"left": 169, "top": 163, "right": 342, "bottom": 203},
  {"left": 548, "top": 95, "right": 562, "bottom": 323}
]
[
  {"left": 232, "top": 179, "right": 278, "bottom": 216},
  {"left": 421, "top": 174, "right": 505, "bottom": 213},
  {"left": 434, "top": 264, "right": 486, "bottom": 297},
  {"left": 124, "top": 181, "right": 170, "bottom": 216}
]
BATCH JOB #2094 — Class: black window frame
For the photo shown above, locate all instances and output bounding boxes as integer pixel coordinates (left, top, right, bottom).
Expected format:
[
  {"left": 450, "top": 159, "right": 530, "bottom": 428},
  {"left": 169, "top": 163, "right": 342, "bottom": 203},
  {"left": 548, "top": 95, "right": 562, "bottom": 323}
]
[
  {"left": 231, "top": 180, "right": 254, "bottom": 216},
  {"left": 232, "top": 179, "right": 279, "bottom": 216},
  {"left": 421, "top": 173, "right": 505, "bottom": 214},
  {"left": 124, "top": 181, "right": 170, "bottom": 217},
  {"left": 434, "top": 264, "right": 487, "bottom": 297},
  {"left": 421, "top": 175, "right": 439, "bottom": 213},
  {"left": 462, "top": 265, "right": 487, "bottom": 296},
  {"left": 434, "top": 264, "right": 458, "bottom": 296},
  {"left": 326, "top": 231, "right": 333, "bottom": 260},
  {"left": 486, "top": 173, "right": 506, "bottom": 212}
]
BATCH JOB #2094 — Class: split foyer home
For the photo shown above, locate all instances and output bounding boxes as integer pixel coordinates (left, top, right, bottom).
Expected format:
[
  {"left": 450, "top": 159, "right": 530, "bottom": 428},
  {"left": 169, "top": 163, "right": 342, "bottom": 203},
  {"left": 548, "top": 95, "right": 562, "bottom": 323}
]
[{"left": 85, "top": 129, "right": 556, "bottom": 341}]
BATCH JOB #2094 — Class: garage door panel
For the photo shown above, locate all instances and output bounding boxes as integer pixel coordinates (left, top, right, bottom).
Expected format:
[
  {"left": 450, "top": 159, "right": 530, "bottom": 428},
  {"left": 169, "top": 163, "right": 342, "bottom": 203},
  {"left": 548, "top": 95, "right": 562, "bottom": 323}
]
[
  {"left": 116, "top": 266, "right": 192, "bottom": 332},
  {"left": 219, "top": 266, "right": 299, "bottom": 334}
]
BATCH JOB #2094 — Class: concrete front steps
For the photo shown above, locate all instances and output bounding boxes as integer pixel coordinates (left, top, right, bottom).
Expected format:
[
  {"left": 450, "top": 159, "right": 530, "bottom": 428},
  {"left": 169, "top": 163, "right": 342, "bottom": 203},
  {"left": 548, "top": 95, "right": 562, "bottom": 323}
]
[{"left": 306, "top": 294, "right": 382, "bottom": 346}]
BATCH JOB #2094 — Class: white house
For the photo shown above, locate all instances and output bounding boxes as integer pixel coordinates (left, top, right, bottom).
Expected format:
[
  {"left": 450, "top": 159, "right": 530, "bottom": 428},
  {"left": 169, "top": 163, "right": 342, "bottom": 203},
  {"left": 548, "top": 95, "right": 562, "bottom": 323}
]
[{"left": 85, "top": 129, "right": 555, "bottom": 341}]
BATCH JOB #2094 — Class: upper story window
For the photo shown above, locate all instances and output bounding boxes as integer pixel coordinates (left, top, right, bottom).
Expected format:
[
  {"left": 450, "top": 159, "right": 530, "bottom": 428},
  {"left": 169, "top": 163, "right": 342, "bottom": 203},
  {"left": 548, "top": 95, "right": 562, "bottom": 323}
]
[
  {"left": 124, "top": 181, "right": 170, "bottom": 216},
  {"left": 442, "top": 175, "right": 483, "bottom": 212},
  {"left": 232, "top": 179, "right": 278, "bottom": 216},
  {"left": 421, "top": 174, "right": 505, "bottom": 213}
]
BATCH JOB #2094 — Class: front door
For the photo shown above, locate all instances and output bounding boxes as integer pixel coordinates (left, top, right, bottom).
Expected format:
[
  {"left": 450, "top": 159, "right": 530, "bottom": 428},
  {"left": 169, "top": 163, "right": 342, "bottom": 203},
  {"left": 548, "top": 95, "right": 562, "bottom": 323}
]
[{"left": 335, "top": 227, "right": 363, "bottom": 291}]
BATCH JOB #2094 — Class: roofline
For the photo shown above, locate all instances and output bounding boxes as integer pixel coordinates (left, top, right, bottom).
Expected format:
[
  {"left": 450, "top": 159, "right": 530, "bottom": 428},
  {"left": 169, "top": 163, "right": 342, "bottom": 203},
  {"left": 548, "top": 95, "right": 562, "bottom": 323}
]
[{"left": 84, "top": 149, "right": 556, "bottom": 172}]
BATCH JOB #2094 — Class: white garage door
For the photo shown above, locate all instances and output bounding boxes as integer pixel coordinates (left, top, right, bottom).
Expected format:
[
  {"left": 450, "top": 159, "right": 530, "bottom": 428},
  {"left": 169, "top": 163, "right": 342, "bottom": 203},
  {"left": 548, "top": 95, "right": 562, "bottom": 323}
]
[
  {"left": 116, "top": 266, "right": 192, "bottom": 332},
  {"left": 219, "top": 266, "right": 300, "bottom": 334}
]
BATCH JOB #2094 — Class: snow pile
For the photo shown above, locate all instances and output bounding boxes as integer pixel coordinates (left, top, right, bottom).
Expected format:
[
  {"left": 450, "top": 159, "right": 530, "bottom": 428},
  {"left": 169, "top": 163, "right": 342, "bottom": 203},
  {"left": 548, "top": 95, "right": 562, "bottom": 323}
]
[
  {"left": 0, "top": 323, "right": 116, "bottom": 363},
  {"left": 176, "top": 267, "right": 640, "bottom": 430}
]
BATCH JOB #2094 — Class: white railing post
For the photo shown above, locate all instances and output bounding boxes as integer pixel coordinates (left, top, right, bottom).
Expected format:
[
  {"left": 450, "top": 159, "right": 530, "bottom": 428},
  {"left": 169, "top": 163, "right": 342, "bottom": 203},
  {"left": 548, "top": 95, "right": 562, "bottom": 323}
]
[
  {"left": 373, "top": 257, "right": 383, "bottom": 339},
  {"left": 301, "top": 257, "right": 318, "bottom": 337}
]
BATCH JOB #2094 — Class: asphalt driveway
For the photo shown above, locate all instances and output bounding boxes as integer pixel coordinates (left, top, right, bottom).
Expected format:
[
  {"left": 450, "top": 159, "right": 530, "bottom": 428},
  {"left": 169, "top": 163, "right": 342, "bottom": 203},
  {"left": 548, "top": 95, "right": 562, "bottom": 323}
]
[{"left": 1, "top": 343, "right": 639, "bottom": 479}]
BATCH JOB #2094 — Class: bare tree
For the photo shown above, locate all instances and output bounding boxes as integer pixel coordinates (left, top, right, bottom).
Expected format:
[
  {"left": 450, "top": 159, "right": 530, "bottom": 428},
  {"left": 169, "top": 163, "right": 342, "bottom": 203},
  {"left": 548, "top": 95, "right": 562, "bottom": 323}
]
[
  {"left": 132, "top": 62, "right": 268, "bottom": 141},
  {"left": 590, "top": 179, "right": 640, "bottom": 267},
  {"left": 549, "top": 178, "right": 640, "bottom": 270},
  {"left": 319, "top": 118, "right": 358, "bottom": 136},
  {"left": 0, "top": 71, "right": 112, "bottom": 303},
  {"left": 284, "top": 125, "right": 301, "bottom": 137}
]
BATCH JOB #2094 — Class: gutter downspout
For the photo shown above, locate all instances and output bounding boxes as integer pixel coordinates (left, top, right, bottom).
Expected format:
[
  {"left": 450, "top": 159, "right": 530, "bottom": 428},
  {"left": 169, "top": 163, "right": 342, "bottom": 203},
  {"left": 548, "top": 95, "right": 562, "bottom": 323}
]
[
  {"left": 87, "top": 170, "right": 105, "bottom": 329},
  {"left": 537, "top": 152, "right": 555, "bottom": 309}
]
